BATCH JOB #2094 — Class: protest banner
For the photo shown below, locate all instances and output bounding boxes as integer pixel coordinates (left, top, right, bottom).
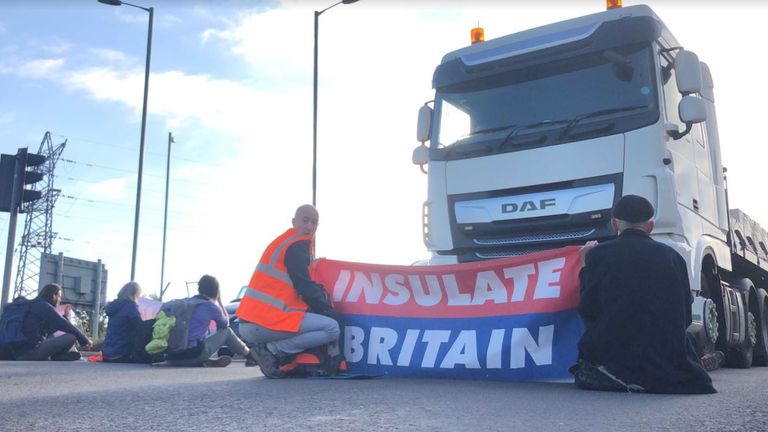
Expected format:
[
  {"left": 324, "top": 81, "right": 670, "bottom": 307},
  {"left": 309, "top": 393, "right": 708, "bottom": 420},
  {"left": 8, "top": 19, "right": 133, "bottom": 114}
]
[{"left": 313, "top": 246, "right": 583, "bottom": 381}]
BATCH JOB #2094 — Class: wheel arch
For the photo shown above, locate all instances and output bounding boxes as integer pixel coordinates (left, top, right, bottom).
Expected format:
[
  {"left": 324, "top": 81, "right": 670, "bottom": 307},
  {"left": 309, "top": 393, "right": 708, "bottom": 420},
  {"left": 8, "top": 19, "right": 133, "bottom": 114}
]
[{"left": 696, "top": 246, "right": 720, "bottom": 297}]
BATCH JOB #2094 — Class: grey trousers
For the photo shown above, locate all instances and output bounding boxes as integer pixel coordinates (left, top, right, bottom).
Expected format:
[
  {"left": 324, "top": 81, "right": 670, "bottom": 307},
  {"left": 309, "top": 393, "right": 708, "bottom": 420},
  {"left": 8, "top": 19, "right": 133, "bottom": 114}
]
[
  {"left": 167, "top": 328, "right": 248, "bottom": 367},
  {"left": 239, "top": 313, "right": 339, "bottom": 355},
  {"left": 16, "top": 334, "right": 77, "bottom": 361}
]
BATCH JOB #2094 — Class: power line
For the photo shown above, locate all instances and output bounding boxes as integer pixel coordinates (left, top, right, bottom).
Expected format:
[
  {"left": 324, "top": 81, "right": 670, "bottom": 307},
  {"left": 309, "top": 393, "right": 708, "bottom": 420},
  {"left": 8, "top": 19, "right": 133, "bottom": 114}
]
[
  {"left": 53, "top": 213, "right": 208, "bottom": 236},
  {"left": 56, "top": 194, "right": 208, "bottom": 218},
  {"left": 53, "top": 174, "right": 206, "bottom": 201},
  {"left": 52, "top": 133, "right": 220, "bottom": 166},
  {"left": 58, "top": 158, "right": 215, "bottom": 188}
]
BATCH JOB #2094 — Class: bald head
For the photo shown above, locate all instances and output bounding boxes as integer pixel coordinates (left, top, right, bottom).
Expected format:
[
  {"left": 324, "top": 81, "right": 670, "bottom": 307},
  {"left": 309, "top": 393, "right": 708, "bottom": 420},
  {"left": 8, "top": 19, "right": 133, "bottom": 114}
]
[{"left": 292, "top": 204, "right": 319, "bottom": 236}]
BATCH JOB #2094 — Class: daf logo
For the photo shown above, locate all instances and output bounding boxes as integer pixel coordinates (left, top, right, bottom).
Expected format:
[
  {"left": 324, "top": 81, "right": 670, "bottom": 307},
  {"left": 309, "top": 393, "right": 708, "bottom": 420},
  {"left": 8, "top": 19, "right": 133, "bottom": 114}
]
[{"left": 501, "top": 198, "right": 556, "bottom": 213}]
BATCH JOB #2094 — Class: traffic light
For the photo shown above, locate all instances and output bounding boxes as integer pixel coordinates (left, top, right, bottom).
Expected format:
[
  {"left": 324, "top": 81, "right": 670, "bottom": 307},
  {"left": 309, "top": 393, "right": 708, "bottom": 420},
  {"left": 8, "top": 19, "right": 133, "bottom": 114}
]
[
  {"left": 0, "top": 154, "right": 15, "bottom": 212},
  {"left": 16, "top": 148, "right": 47, "bottom": 212},
  {"left": 0, "top": 149, "right": 47, "bottom": 214}
]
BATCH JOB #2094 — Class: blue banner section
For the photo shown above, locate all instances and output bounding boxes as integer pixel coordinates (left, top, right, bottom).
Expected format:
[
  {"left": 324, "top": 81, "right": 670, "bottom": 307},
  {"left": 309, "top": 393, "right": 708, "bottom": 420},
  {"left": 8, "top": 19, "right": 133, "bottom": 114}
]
[{"left": 338, "top": 311, "right": 584, "bottom": 381}]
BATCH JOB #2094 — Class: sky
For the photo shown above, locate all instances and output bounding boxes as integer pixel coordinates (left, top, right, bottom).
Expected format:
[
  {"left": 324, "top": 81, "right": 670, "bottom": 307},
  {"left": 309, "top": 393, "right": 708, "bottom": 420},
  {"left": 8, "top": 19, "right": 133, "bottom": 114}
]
[{"left": 0, "top": 0, "right": 766, "bottom": 303}]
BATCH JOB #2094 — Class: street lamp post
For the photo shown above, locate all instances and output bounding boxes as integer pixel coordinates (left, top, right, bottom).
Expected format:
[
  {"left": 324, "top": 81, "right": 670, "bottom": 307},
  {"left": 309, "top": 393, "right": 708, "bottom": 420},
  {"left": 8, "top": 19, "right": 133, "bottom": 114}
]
[
  {"left": 160, "top": 132, "right": 174, "bottom": 300},
  {"left": 97, "top": 0, "right": 153, "bottom": 281},
  {"left": 313, "top": 0, "right": 359, "bottom": 207}
]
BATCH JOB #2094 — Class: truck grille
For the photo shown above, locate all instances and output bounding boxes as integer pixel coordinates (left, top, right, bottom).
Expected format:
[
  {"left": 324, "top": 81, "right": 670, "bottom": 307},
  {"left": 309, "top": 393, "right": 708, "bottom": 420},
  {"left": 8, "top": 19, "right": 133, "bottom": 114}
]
[
  {"left": 475, "top": 248, "right": 548, "bottom": 259},
  {"left": 472, "top": 228, "right": 596, "bottom": 246}
]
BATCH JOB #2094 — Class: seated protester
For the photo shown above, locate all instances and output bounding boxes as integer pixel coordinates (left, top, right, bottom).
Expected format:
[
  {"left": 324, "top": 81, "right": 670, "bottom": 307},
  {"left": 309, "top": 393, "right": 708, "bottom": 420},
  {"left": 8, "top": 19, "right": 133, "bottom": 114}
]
[
  {"left": 572, "top": 195, "right": 716, "bottom": 394},
  {"left": 1, "top": 283, "right": 92, "bottom": 361},
  {"left": 166, "top": 275, "right": 257, "bottom": 368},
  {"left": 103, "top": 282, "right": 152, "bottom": 363}
]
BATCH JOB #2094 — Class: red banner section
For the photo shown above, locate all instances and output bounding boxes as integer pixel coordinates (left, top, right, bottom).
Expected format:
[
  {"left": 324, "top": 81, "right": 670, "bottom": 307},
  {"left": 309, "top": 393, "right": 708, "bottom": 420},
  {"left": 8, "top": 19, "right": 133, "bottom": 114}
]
[{"left": 314, "top": 246, "right": 582, "bottom": 318}]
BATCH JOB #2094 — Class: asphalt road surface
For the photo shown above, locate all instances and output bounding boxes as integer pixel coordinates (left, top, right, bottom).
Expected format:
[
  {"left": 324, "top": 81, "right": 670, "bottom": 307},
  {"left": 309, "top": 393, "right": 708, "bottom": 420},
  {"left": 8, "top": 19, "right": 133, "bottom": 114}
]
[{"left": 1, "top": 360, "right": 766, "bottom": 432}]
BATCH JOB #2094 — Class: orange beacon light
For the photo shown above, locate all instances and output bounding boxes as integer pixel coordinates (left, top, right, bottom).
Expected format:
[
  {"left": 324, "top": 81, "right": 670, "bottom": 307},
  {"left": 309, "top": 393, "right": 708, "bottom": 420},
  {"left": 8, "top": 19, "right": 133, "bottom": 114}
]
[{"left": 471, "top": 26, "right": 484, "bottom": 45}]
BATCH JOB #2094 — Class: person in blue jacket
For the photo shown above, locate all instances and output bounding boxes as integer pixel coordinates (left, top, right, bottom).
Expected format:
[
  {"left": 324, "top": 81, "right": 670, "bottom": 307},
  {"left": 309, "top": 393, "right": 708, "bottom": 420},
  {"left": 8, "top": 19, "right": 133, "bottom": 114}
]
[
  {"left": 2, "top": 283, "right": 92, "bottom": 361},
  {"left": 102, "top": 282, "right": 147, "bottom": 363}
]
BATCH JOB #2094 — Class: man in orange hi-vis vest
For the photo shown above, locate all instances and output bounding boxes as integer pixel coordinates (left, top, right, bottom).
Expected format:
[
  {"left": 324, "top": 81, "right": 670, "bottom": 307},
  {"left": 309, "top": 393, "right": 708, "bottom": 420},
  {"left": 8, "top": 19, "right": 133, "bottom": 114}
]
[{"left": 236, "top": 204, "right": 339, "bottom": 378}]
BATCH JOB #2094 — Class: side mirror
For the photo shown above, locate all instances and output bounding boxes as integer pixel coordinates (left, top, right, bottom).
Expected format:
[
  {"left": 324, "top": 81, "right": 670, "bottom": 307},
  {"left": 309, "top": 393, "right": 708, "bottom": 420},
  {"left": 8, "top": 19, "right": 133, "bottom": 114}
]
[
  {"left": 679, "top": 95, "right": 706, "bottom": 124},
  {"left": 412, "top": 144, "right": 429, "bottom": 166},
  {"left": 416, "top": 104, "right": 433, "bottom": 142},
  {"left": 675, "top": 50, "right": 702, "bottom": 94},
  {"left": 669, "top": 95, "right": 706, "bottom": 140}
]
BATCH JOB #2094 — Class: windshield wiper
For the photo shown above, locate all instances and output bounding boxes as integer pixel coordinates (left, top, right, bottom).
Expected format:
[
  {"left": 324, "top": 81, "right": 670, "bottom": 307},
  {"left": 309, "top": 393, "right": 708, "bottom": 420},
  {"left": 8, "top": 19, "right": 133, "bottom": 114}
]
[
  {"left": 559, "top": 105, "right": 648, "bottom": 139},
  {"left": 470, "top": 124, "right": 519, "bottom": 136},
  {"left": 444, "top": 142, "right": 495, "bottom": 158},
  {"left": 443, "top": 123, "right": 521, "bottom": 157},
  {"left": 497, "top": 119, "right": 571, "bottom": 150}
]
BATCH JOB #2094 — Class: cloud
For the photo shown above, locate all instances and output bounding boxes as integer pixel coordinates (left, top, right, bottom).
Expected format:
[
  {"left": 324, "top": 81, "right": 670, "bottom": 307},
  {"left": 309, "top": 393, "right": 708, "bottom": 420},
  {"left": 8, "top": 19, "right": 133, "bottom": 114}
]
[
  {"left": 18, "top": 58, "right": 65, "bottom": 78},
  {"left": 201, "top": 7, "right": 313, "bottom": 85},
  {"left": 63, "top": 66, "right": 304, "bottom": 143},
  {"left": 157, "top": 14, "right": 183, "bottom": 29},
  {"left": 39, "top": 41, "right": 71, "bottom": 55},
  {"left": 89, "top": 47, "right": 133, "bottom": 64},
  {"left": 64, "top": 66, "right": 142, "bottom": 107},
  {"left": 111, "top": 8, "right": 152, "bottom": 26},
  {"left": 84, "top": 177, "right": 130, "bottom": 201}
]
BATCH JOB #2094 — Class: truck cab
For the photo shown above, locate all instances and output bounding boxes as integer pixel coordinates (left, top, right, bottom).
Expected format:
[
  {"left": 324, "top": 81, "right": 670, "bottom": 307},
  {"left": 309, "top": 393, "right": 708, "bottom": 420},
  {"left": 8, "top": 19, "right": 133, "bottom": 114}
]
[{"left": 413, "top": 4, "right": 768, "bottom": 368}]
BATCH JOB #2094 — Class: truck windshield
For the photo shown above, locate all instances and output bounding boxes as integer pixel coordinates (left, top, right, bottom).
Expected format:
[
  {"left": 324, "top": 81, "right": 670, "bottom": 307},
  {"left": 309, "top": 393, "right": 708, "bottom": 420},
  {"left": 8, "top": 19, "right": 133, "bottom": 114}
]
[{"left": 432, "top": 43, "right": 657, "bottom": 158}]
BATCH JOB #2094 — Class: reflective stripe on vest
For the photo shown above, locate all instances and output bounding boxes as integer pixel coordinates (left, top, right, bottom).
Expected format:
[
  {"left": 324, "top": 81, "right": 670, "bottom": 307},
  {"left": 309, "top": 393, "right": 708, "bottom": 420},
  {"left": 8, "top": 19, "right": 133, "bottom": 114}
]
[
  {"left": 243, "top": 287, "right": 305, "bottom": 313},
  {"left": 245, "top": 231, "right": 308, "bottom": 312},
  {"left": 253, "top": 231, "right": 306, "bottom": 287},
  {"left": 255, "top": 263, "right": 292, "bottom": 286},
  {"left": 268, "top": 231, "right": 306, "bottom": 266}
]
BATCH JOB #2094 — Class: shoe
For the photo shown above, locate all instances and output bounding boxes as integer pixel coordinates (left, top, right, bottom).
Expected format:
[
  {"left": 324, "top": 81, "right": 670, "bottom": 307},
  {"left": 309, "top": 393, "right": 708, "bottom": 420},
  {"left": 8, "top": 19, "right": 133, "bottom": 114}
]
[
  {"left": 203, "top": 355, "right": 232, "bottom": 368},
  {"left": 253, "top": 343, "right": 285, "bottom": 378},
  {"left": 245, "top": 350, "right": 258, "bottom": 367},
  {"left": 51, "top": 351, "right": 81, "bottom": 361},
  {"left": 701, "top": 351, "right": 725, "bottom": 372}
]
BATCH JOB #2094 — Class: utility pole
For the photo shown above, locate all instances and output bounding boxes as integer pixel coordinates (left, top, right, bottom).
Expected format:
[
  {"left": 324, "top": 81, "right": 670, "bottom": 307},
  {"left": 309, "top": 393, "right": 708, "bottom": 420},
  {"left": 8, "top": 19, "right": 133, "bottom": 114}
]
[
  {"left": 14, "top": 133, "right": 65, "bottom": 300},
  {"left": 160, "top": 132, "right": 173, "bottom": 297}
]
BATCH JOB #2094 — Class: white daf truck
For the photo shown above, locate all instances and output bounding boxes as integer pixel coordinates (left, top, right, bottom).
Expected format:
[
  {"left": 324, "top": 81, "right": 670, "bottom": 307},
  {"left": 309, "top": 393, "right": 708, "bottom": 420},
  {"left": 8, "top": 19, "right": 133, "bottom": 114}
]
[{"left": 412, "top": 4, "right": 768, "bottom": 367}]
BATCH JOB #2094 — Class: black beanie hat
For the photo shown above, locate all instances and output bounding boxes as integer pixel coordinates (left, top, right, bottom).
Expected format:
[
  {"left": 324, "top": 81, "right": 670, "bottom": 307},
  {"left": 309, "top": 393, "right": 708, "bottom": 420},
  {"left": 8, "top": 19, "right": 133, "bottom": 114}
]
[{"left": 612, "top": 194, "right": 655, "bottom": 223}]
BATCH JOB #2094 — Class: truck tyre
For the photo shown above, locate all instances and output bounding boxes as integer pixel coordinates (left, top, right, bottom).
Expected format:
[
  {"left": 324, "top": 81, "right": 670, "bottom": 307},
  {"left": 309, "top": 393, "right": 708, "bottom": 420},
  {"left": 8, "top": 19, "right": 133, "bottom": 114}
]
[
  {"left": 701, "top": 272, "right": 727, "bottom": 353},
  {"left": 726, "top": 311, "right": 755, "bottom": 368},
  {"left": 725, "top": 279, "right": 755, "bottom": 369},
  {"left": 751, "top": 288, "right": 768, "bottom": 366}
]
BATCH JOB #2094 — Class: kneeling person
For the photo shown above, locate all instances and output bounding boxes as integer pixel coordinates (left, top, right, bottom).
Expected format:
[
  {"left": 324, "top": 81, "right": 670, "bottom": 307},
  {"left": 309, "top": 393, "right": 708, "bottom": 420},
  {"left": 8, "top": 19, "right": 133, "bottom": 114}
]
[
  {"left": 236, "top": 204, "right": 340, "bottom": 378},
  {"left": 573, "top": 195, "right": 716, "bottom": 394}
]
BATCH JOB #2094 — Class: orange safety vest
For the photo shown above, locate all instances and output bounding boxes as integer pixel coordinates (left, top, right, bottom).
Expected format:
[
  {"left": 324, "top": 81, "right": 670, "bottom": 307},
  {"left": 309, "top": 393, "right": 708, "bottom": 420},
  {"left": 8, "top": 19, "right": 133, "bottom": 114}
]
[{"left": 236, "top": 228, "right": 312, "bottom": 332}]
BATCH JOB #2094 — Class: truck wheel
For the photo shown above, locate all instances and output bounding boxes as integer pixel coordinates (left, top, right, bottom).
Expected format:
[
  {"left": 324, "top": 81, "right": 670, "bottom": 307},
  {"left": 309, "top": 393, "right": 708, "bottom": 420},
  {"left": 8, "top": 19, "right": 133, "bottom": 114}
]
[
  {"left": 701, "top": 272, "right": 727, "bottom": 353},
  {"left": 751, "top": 288, "right": 768, "bottom": 366},
  {"left": 726, "top": 311, "right": 755, "bottom": 369},
  {"left": 703, "top": 299, "right": 719, "bottom": 353}
]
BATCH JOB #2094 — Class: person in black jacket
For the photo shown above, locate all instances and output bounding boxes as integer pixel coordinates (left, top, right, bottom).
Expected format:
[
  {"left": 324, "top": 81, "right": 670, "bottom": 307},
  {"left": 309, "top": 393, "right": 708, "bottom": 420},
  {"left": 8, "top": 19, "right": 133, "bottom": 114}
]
[
  {"left": 571, "top": 195, "right": 716, "bottom": 394},
  {"left": 3, "top": 283, "right": 92, "bottom": 361},
  {"left": 102, "top": 282, "right": 149, "bottom": 363}
]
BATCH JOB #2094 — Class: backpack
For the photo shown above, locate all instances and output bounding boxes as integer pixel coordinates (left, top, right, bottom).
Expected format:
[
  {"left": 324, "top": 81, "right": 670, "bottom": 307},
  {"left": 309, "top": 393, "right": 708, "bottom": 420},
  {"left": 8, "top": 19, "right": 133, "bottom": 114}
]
[
  {"left": 145, "top": 297, "right": 209, "bottom": 356},
  {"left": 0, "top": 299, "right": 32, "bottom": 345},
  {"left": 278, "top": 345, "right": 348, "bottom": 377}
]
